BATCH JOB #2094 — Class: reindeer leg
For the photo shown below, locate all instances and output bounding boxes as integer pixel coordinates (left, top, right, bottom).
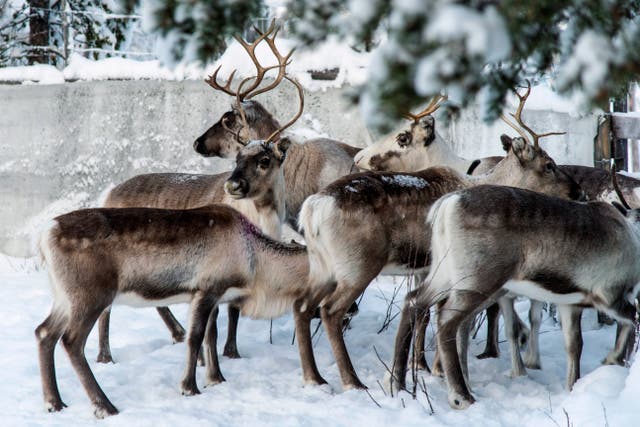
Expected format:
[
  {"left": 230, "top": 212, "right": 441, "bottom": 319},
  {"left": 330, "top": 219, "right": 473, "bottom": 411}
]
[
  {"left": 603, "top": 321, "right": 635, "bottom": 366},
  {"left": 477, "top": 303, "right": 500, "bottom": 359},
  {"left": 96, "top": 308, "right": 114, "bottom": 364},
  {"left": 156, "top": 307, "right": 186, "bottom": 343},
  {"left": 35, "top": 310, "right": 67, "bottom": 412},
  {"left": 180, "top": 292, "right": 217, "bottom": 396},
  {"left": 223, "top": 305, "right": 241, "bottom": 359},
  {"left": 391, "top": 289, "right": 421, "bottom": 393},
  {"left": 456, "top": 316, "right": 475, "bottom": 388},
  {"left": 62, "top": 307, "right": 119, "bottom": 418},
  {"left": 558, "top": 305, "right": 583, "bottom": 390},
  {"left": 204, "top": 306, "right": 225, "bottom": 386},
  {"left": 293, "top": 298, "right": 328, "bottom": 386},
  {"left": 321, "top": 284, "right": 369, "bottom": 390},
  {"left": 436, "top": 295, "right": 477, "bottom": 409},
  {"left": 524, "top": 300, "right": 543, "bottom": 369},
  {"left": 412, "top": 304, "right": 431, "bottom": 372},
  {"left": 497, "top": 296, "right": 526, "bottom": 377}
]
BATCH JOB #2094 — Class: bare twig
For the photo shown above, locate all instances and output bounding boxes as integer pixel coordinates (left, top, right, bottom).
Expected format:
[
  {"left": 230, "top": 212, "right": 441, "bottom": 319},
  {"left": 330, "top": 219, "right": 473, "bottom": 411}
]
[{"left": 365, "top": 389, "right": 382, "bottom": 408}]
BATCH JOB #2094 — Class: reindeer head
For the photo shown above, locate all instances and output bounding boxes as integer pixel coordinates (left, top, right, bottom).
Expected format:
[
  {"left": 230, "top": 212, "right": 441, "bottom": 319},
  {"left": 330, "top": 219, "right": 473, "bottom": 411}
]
[
  {"left": 224, "top": 138, "right": 292, "bottom": 199},
  {"left": 490, "top": 135, "right": 584, "bottom": 201},
  {"left": 354, "top": 95, "right": 446, "bottom": 172},
  {"left": 194, "top": 20, "right": 293, "bottom": 159},
  {"left": 223, "top": 74, "right": 304, "bottom": 200},
  {"left": 193, "top": 101, "right": 279, "bottom": 158}
]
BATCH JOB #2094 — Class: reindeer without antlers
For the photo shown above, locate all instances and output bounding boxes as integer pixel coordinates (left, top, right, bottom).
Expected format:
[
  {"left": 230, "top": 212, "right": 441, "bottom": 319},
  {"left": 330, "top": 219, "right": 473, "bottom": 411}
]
[
  {"left": 354, "top": 94, "right": 502, "bottom": 175},
  {"left": 409, "top": 171, "right": 640, "bottom": 409},
  {"left": 35, "top": 202, "right": 327, "bottom": 418},
  {"left": 194, "top": 20, "right": 361, "bottom": 229},
  {"left": 297, "top": 123, "right": 583, "bottom": 390},
  {"left": 95, "top": 68, "right": 306, "bottom": 364}
]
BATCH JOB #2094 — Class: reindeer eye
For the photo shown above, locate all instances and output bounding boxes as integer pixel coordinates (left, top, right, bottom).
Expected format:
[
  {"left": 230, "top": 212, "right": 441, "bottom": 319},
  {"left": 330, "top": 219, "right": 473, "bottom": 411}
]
[
  {"left": 545, "top": 162, "right": 555, "bottom": 172},
  {"left": 397, "top": 132, "right": 412, "bottom": 147},
  {"left": 258, "top": 157, "right": 271, "bottom": 168},
  {"left": 223, "top": 114, "right": 236, "bottom": 125}
]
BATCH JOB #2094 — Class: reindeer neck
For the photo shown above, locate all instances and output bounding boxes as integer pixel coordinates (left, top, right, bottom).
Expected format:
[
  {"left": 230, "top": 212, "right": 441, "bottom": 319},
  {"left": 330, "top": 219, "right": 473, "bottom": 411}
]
[
  {"left": 470, "top": 157, "right": 517, "bottom": 187},
  {"left": 418, "top": 134, "right": 468, "bottom": 174}
]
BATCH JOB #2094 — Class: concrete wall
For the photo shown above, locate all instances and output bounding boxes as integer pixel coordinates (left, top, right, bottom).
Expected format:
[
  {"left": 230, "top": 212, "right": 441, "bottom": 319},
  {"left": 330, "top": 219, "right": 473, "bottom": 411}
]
[{"left": 0, "top": 80, "right": 598, "bottom": 256}]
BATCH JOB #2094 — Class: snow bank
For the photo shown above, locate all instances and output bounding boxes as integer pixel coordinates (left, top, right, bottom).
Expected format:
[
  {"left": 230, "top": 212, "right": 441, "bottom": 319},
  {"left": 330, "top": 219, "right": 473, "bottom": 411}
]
[
  {"left": 0, "top": 37, "right": 369, "bottom": 92},
  {"left": 1, "top": 264, "right": 636, "bottom": 426}
]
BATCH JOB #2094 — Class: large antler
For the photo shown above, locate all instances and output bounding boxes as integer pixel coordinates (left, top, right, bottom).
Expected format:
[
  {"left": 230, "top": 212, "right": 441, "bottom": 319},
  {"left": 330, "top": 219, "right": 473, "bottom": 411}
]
[
  {"left": 500, "top": 82, "right": 565, "bottom": 148},
  {"left": 404, "top": 94, "right": 448, "bottom": 122},
  {"left": 204, "top": 20, "right": 293, "bottom": 102},
  {"left": 265, "top": 75, "right": 304, "bottom": 143}
]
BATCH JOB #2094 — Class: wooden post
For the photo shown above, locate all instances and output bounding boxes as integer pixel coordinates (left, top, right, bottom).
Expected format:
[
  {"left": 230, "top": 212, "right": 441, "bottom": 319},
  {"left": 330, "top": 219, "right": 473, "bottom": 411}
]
[{"left": 27, "top": 0, "right": 50, "bottom": 64}]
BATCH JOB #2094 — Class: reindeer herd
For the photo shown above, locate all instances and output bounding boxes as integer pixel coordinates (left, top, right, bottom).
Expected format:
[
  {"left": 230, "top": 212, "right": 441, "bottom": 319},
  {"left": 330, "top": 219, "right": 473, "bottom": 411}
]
[{"left": 34, "top": 22, "right": 640, "bottom": 418}]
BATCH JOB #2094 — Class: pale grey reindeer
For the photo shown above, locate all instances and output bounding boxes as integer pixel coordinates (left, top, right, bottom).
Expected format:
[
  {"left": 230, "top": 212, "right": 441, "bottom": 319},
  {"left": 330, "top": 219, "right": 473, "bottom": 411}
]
[
  {"left": 35, "top": 202, "right": 326, "bottom": 418},
  {"left": 96, "top": 47, "right": 305, "bottom": 363},
  {"left": 353, "top": 96, "right": 502, "bottom": 175},
  {"left": 411, "top": 184, "right": 640, "bottom": 409},
  {"left": 193, "top": 24, "right": 360, "bottom": 229},
  {"left": 297, "top": 138, "right": 582, "bottom": 390}
]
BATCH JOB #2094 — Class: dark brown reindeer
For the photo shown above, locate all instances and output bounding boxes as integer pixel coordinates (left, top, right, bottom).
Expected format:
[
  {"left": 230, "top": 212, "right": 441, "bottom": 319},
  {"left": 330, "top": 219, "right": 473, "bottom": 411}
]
[
  {"left": 297, "top": 136, "right": 582, "bottom": 391},
  {"left": 96, "top": 69, "right": 305, "bottom": 364},
  {"left": 35, "top": 203, "right": 326, "bottom": 418},
  {"left": 411, "top": 183, "right": 640, "bottom": 409},
  {"left": 193, "top": 25, "right": 360, "bottom": 229}
]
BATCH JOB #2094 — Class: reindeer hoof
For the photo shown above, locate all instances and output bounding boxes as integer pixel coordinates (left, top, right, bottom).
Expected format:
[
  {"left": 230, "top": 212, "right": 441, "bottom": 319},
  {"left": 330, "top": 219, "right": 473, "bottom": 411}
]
[
  {"left": 343, "top": 379, "right": 367, "bottom": 391},
  {"left": 448, "top": 392, "right": 475, "bottom": 410},
  {"left": 180, "top": 381, "right": 201, "bottom": 396},
  {"left": 96, "top": 352, "right": 114, "bottom": 364},
  {"left": 476, "top": 349, "right": 499, "bottom": 359},
  {"left": 602, "top": 355, "right": 624, "bottom": 366},
  {"left": 46, "top": 400, "right": 67, "bottom": 413},
  {"left": 93, "top": 402, "right": 119, "bottom": 419},
  {"left": 524, "top": 360, "right": 541, "bottom": 370},
  {"left": 205, "top": 374, "right": 226, "bottom": 387},
  {"left": 223, "top": 345, "right": 241, "bottom": 359},
  {"left": 172, "top": 331, "right": 186, "bottom": 344}
]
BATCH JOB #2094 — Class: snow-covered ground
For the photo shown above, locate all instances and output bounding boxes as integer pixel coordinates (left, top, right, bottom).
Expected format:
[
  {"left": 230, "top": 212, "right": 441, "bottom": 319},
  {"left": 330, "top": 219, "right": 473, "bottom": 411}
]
[{"left": 1, "top": 255, "right": 637, "bottom": 426}]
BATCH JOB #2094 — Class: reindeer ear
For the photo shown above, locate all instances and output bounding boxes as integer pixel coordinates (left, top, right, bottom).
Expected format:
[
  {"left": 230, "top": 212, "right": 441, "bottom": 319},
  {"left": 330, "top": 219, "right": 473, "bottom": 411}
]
[
  {"left": 273, "top": 137, "right": 292, "bottom": 160},
  {"left": 418, "top": 116, "right": 436, "bottom": 146},
  {"left": 510, "top": 137, "right": 534, "bottom": 162},
  {"left": 500, "top": 134, "right": 513, "bottom": 152}
]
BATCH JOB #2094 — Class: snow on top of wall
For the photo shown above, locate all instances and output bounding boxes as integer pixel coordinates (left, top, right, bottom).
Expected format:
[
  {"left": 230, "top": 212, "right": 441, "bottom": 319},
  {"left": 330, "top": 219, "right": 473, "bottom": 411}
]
[{"left": 0, "top": 37, "right": 369, "bottom": 92}]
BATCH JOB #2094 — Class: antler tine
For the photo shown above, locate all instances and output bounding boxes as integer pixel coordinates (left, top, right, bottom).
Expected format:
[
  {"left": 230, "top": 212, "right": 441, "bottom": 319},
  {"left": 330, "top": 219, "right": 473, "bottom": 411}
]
[
  {"left": 611, "top": 160, "right": 631, "bottom": 210},
  {"left": 508, "top": 81, "right": 566, "bottom": 148},
  {"left": 404, "top": 94, "right": 448, "bottom": 122},
  {"left": 205, "top": 66, "right": 238, "bottom": 97},
  {"left": 231, "top": 19, "right": 292, "bottom": 101},
  {"left": 500, "top": 113, "right": 532, "bottom": 143},
  {"left": 265, "top": 75, "right": 305, "bottom": 143}
]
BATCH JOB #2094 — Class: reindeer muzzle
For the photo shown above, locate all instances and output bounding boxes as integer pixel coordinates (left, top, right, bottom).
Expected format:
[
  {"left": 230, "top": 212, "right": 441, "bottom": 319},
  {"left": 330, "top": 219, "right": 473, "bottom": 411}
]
[{"left": 224, "top": 179, "right": 248, "bottom": 199}]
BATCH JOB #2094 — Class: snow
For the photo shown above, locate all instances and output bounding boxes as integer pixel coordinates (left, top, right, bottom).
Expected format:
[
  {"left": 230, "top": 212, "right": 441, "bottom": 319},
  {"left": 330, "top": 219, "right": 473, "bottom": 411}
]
[
  {"left": 381, "top": 175, "right": 429, "bottom": 189},
  {"left": 2, "top": 254, "right": 637, "bottom": 426},
  {"left": 0, "top": 38, "right": 369, "bottom": 91}
]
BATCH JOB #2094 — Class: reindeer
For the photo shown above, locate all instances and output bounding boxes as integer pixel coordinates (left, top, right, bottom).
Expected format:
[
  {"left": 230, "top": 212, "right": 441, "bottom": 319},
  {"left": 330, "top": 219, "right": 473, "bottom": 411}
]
[
  {"left": 95, "top": 65, "right": 305, "bottom": 364},
  {"left": 35, "top": 203, "right": 327, "bottom": 418},
  {"left": 193, "top": 22, "right": 360, "bottom": 229},
  {"left": 411, "top": 182, "right": 640, "bottom": 409},
  {"left": 353, "top": 96, "right": 502, "bottom": 175},
  {"left": 297, "top": 135, "right": 582, "bottom": 390}
]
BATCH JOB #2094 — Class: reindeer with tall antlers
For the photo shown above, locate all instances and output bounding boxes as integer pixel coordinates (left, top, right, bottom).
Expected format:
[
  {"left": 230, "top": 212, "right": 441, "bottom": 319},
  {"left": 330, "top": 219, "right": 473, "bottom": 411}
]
[
  {"left": 194, "top": 20, "right": 361, "bottom": 228},
  {"left": 95, "top": 54, "right": 306, "bottom": 364},
  {"left": 354, "top": 95, "right": 502, "bottom": 175}
]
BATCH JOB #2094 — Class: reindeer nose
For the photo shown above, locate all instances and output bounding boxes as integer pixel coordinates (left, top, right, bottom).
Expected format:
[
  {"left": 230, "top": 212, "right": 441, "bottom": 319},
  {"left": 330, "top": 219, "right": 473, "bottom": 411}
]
[
  {"left": 224, "top": 179, "right": 247, "bottom": 198},
  {"left": 193, "top": 137, "right": 205, "bottom": 154}
]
